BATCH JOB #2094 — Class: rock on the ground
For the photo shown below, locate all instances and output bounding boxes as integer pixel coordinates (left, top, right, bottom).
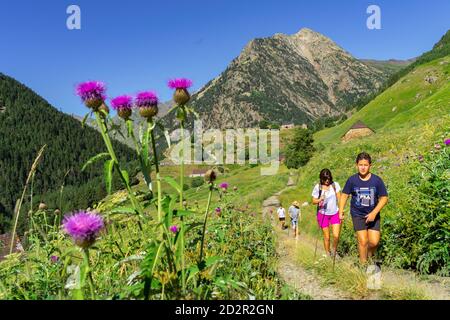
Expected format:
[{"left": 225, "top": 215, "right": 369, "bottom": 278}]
[{"left": 263, "top": 196, "right": 280, "bottom": 208}]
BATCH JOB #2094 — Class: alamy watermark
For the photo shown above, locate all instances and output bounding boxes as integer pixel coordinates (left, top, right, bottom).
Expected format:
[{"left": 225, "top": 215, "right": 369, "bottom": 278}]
[
  {"left": 367, "top": 5, "right": 381, "bottom": 30},
  {"left": 67, "top": 5, "right": 81, "bottom": 30},
  {"left": 166, "top": 121, "right": 280, "bottom": 176}
]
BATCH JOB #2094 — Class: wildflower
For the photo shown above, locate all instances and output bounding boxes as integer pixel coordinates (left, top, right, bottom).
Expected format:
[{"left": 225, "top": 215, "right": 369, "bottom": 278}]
[
  {"left": 215, "top": 207, "right": 221, "bottom": 214},
  {"left": 135, "top": 91, "right": 158, "bottom": 119},
  {"left": 233, "top": 186, "right": 238, "bottom": 192},
  {"left": 54, "top": 209, "right": 61, "bottom": 215},
  {"left": 219, "top": 182, "right": 229, "bottom": 190},
  {"left": 38, "top": 203, "right": 48, "bottom": 210},
  {"left": 418, "top": 155, "right": 424, "bottom": 162},
  {"left": 50, "top": 255, "right": 59, "bottom": 263},
  {"left": 204, "top": 169, "right": 217, "bottom": 183},
  {"left": 445, "top": 139, "right": 450, "bottom": 146},
  {"left": 76, "top": 81, "right": 106, "bottom": 110},
  {"left": 111, "top": 95, "right": 133, "bottom": 120},
  {"left": 168, "top": 78, "right": 192, "bottom": 105},
  {"left": 169, "top": 225, "right": 179, "bottom": 233},
  {"left": 63, "top": 211, "right": 104, "bottom": 249},
  {"left": 435, "top": 144, "right": 442, "bottom": 150}
]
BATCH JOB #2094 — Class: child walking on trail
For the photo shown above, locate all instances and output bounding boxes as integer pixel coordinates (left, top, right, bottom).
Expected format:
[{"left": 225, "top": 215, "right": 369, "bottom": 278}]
[
  {"left": 277, "top": 204, "right": 286, "bottom": 229},
  {"left": 288, "top": 201, "right": 301, "bottom": 238},
  {"left": 312, "top": 169, "right": 342, "bottom": 258},
  {"left": 339, "top": 152, "right": 389, "bottom": 265}
]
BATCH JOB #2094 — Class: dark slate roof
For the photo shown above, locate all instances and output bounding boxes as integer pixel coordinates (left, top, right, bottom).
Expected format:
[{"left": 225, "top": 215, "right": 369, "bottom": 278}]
[{"left": 350, "top": 120, "right": 371, "bottom": 130}]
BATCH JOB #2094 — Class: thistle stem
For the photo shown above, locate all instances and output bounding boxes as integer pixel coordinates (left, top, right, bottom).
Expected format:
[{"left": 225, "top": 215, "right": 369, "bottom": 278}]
[
  {"left": 94, "top": 112, "right": 144, "bottom": 217},
  {"left": 180, "top": 119, "right": 185, "bottom": 208},
  {"left": 83, "top": 248, "right": 95, "bottom": 300},
  {"left": 179, "top": 118, "right": 186, "bottom": 293},
  {"left": 199, "top": 184, "right": 213, "bottom": 264},
  {"left": 127, "top": 119, "right": 153, "bottom": 192},
  {"left": 148, "top": 119, "right": 162, "bottom": 224}
]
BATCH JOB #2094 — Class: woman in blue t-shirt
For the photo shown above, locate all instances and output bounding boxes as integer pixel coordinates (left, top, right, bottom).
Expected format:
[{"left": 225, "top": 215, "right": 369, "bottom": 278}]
[{"left": 339, "top": 152, "right": 389, "bottom": 265}]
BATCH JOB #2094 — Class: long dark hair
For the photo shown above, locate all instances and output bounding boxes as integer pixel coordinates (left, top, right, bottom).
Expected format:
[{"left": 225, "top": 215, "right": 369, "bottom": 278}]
[{"left": 319, "top": 169, "right": 333, "bottom": 186}]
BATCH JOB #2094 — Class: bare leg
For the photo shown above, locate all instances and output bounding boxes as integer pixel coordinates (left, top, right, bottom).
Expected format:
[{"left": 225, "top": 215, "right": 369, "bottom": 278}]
[
  {"left": 368, "top": 230, "right": 380, "bottom": 260},
  {"left": 356, "top": 230, "right": 369, "bottom": 264},
  {"left": 331, "top": 223, "right": 341, "bottom": 254},
  {"left": 322, "top": 227, "right": 331, "bottom": 254}
]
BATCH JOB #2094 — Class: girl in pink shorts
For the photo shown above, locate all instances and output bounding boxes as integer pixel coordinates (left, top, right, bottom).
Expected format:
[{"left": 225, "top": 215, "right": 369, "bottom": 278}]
[{"left": 311, "top": 169, "right": 342, "bottom": 258}]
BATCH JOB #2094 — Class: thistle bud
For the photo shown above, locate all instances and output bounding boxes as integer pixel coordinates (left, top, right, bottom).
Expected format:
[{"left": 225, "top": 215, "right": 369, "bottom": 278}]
[
  {"left": 136, "top": 91, "right": 159, "bottom": 120},
  {"left": 111, "top": 95, "right": 133, "bottom": 121},
  {"left": 204, "top": 169, "right": 217, "bottom": 183},
  {"left": 76, "top": 81, "right": 107, "bottom": 111},
  {"left": 168, "top": 78, "right": 193, "bottom": 106},
  {"left": 174, "top": 88, "right": 191, "bottom": 105}
]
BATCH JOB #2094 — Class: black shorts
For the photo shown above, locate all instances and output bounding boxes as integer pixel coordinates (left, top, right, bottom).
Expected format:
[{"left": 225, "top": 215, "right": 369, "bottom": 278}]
[
  {"left": 351, "top": 214, "right": 381, "bottom": 232},
  {"left": 279, "top": 217, "right": 285, "bottom": 221}
]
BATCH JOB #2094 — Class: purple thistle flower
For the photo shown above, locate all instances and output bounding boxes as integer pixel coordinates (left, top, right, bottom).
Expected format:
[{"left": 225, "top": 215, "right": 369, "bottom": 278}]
[
  {"left": 215, "top": 207, "right": 222, "bottom": 214},
  {"left": 219, "top": 182, "right": 229, "bottom": 190},
  {"left": 168, "top": 78, "right": 193, "bottom": 90},
  {"left": 111, "top": 95, "right": 133, "bottom": 111},
  {"left": 76, "top": 81, "right": 106, "bottom": 104},
  {"left": 445, "top": 139, "right": 450, "bottom": 146},
  {"left": 63, "top": 211, "right": 104, "bottom": 248},
  {"left": 50, "top": 255, "right": 59, "bottom": 263},
  {"left": 169, "top": 225, "right": 179, "bottom": 233},
  {"left": 135, "top": 91, "right": 158, "bottom": 108}
]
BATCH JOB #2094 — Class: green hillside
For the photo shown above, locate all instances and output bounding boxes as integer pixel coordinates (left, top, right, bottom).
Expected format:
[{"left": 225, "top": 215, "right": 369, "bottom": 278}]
[
  {"left": 0, "top": 74, "right": 135, "bottom": 232},
  {"left": 281, "top": 55, "right": 450, "bottom": 275},
  {"left": 315, "top": 56, "right": 450, "bottom": 144}
]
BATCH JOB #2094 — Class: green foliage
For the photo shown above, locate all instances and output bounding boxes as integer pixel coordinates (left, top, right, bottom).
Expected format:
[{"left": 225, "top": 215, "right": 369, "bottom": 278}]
[
  {"left": 284, "top": 128, "right": 315, "bottom": 169},
  {"left": 382, "top": 139, "right": 450, "bottom": 276},
  {"left": 191, "top": 177, "right": 205, "bottom": 188}
]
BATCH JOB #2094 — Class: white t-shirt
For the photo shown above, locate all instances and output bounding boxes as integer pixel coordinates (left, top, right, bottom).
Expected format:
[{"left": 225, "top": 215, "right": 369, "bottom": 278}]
[
  {"left": 311, "top": 182, "right": 341, "bottom": 216},
  {"left": 277, "top": 207, "right": 286, "bottom": 218}
]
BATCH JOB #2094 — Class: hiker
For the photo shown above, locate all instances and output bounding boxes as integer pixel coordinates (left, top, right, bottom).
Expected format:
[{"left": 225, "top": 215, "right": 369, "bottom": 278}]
[
  {"left": 339, "top": 152, "right": 388, "bottom": 265},
  {"left": 277, "top": 204, "right": 286, "bottom": 229},
  {"left": 312, "top": 169, "right": 342, "bottom": 258},
  {"left": 288, "top": 201, "right": 301, "bottom": 238}
]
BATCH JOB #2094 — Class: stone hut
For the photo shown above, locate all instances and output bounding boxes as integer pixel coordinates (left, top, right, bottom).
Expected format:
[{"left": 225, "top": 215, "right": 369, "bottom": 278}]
[
  {"left": 0, "top": 233, "right": 24, "bottom": 261},
  {"left": 341, "top": 120, "right": 375, "bottom": 142}
]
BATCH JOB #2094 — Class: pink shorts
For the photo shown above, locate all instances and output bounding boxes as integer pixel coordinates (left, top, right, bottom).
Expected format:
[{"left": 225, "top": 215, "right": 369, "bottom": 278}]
[{"left": 317, "top": 212, "right": 341, "bottom": 228}]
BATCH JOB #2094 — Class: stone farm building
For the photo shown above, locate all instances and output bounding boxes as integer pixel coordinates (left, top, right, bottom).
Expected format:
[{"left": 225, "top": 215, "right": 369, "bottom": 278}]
[
  {"left": 189, "top": 168, "right": 210, "bottom": 178},
  {"left": 341, "top": 120, "right": 375, "bottom": 142}
]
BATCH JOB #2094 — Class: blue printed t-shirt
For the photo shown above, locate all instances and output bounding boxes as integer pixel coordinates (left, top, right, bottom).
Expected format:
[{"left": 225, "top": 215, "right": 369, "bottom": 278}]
[{"left": 342, "top": 174, "right": 388, "bottom": 217}]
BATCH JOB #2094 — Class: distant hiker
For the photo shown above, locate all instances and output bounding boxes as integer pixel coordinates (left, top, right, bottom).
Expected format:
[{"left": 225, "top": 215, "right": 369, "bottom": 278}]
[
  {"left": 277, "top": 204, "right": 286, "bottom": 229},
  {"left": 288, "top": 201, "right": 301, "bottom": 238},
  {"left": 339, "top": 152, "right": 388, "bottom": 265},
  {"left": 312, "top": 169, "right": 342, "bottom": 258}
]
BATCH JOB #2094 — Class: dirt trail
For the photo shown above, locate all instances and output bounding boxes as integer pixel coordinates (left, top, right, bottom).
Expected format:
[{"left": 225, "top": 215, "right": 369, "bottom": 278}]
[
  {"left": 263, "top": 172, "right": 450, "bottom": 300},
  {"left": 263, "top": 172, "right": 350, "bottom": 300}
]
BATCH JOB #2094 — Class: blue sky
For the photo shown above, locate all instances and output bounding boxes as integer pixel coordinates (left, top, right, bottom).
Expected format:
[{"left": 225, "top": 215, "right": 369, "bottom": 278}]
[{"left": 0, "top": 0, "right": 449, "bottom": 116}]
